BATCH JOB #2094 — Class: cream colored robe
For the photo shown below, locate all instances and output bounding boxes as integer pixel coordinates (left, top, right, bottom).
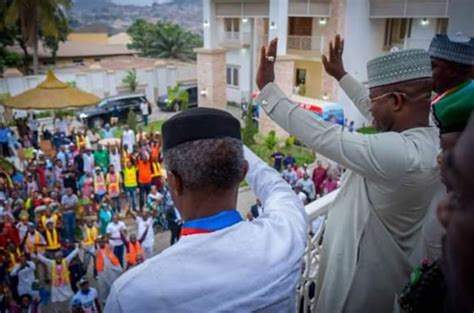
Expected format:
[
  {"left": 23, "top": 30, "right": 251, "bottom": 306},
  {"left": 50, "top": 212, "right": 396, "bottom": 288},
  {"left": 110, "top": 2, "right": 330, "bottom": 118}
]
[{"left": 257, "top": 76, "right": 440, "bottom": 313}]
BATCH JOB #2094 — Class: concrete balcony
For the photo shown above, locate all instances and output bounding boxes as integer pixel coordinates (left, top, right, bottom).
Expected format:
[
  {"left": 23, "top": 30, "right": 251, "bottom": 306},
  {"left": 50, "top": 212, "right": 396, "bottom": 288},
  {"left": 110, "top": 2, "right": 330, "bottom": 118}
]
[
  {"left": 288, "top": 35, "right": 324, "bottom": 52},
  {"left": 219, "top": 31, "right": 252, "bottom": 49}
]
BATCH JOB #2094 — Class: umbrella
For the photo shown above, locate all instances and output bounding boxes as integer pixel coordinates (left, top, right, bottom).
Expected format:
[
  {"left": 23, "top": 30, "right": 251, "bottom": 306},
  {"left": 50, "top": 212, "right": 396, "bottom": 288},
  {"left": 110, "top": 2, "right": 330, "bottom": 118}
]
[{"left": 3, "top": 70, "right": 99, "bottom": 110}]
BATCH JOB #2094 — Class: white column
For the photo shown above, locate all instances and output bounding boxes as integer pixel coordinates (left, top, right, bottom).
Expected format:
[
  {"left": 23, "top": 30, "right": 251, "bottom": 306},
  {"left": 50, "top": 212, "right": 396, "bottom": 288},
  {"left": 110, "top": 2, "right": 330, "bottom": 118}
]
[
  {"left": 447, "top": 0, "right": 474, "bottom": 37},
  {"left": 167, "top": 65, "right": 177, "bottom": 89},
  {"left": 269, "top": 0, "right": 289, "bottom": 56},
  {"left": 203, "top": 0, "right": 219, "bottom": 49}
]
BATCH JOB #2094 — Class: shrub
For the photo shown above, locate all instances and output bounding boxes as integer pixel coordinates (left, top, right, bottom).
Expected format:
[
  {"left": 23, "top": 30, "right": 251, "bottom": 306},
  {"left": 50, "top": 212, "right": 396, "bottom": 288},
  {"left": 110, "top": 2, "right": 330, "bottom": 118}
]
[
  {"left": 127, "top": 110, "right": 138, "bottom": 132},
  {"left": 123, "top": 68, "right": 138, "bottom": 92},
  {"left": 263, "top": 130, "right": 278, "bottom": 151},
  {"left": 241, "top": 105, "right": 257, "bottom": 146}
]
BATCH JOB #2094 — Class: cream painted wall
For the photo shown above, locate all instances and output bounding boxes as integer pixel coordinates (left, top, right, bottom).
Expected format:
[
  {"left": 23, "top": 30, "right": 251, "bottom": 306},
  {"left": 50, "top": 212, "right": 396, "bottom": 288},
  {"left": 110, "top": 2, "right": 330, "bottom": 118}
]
[{"left": 294, "top": 60, "right": 323, "bottom": 99}]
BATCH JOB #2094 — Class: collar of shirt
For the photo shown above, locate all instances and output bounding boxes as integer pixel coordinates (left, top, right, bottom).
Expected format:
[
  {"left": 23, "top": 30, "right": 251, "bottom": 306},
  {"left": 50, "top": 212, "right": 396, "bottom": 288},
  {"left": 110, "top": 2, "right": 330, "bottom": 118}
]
[{"left": 181, "top": 209, "right": 243, "bottom": 236}]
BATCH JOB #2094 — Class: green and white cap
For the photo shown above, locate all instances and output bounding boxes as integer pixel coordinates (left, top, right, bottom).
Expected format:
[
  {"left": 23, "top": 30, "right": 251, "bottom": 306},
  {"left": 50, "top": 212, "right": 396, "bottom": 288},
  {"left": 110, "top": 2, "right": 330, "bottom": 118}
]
[{"left": 367, "top": 49, "right": 432, "bottom": 88}]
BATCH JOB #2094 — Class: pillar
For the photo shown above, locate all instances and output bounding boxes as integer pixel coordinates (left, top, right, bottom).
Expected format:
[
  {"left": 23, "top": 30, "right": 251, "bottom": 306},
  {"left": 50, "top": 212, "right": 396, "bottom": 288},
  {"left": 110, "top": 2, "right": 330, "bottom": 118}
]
[
  {"left": 195, "top": 48, "right": 227, "bottom": 109},
  {"left": 321, "top": 0, "right": 346, "bottom": 102},
  {"left": 258, "top": 56, "right": 295, "bottom": 137},
  {"left": 268, "top": 0, "right": 289, "bottom": 56}
]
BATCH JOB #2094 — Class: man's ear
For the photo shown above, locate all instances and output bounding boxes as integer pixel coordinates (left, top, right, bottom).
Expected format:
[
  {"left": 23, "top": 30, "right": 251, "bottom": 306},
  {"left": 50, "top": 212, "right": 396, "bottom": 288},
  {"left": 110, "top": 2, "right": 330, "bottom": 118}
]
[
  {"left": 167, "top": 171, "right": 183, "bottom": 196},
  {"left": 241, "top": 160, "right": 249, "bottom": 182},
  {"left": 392, "top": 92, "right": 405, "bottom": 112}
]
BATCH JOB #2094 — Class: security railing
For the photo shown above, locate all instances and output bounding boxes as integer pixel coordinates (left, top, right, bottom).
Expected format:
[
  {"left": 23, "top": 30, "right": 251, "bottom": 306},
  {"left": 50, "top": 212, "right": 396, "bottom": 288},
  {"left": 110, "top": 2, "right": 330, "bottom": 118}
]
[
  {"left": 287, "top": 35, "right": 324, "bottom": 52},
  {"left": 296, "top": 189, "right": 340, "bottom": 313}
]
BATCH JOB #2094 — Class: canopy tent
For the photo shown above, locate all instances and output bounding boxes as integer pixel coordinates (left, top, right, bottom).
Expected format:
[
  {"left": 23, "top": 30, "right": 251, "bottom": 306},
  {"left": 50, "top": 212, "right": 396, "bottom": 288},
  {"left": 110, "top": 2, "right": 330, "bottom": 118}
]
[{"left": 3, "top": 70, "right": 99, "bottom": 110}]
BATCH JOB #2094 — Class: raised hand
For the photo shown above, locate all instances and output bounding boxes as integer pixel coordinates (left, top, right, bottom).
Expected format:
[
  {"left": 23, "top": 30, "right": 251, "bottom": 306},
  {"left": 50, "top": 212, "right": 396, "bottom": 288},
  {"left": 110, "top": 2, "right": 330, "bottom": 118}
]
[
  {"left": 256, "top": 38, "right": 278, "bottom": 90},
  {"left": 322, "top": 34, "right": 347, "bottom": 81}
]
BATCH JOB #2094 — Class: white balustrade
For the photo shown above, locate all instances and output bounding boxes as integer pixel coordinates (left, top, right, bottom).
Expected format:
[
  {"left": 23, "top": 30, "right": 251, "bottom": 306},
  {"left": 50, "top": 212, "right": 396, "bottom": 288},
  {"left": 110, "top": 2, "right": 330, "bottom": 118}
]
[{"left": 296, "top": 189, "right": 339, "bottom": 312}]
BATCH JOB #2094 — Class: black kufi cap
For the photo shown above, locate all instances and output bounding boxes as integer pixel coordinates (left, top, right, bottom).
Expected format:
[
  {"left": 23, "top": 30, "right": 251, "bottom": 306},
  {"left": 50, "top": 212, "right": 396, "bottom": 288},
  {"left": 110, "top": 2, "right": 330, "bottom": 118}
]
[{"left": 162, "top": 107, "right": 241, "bottom": 150}]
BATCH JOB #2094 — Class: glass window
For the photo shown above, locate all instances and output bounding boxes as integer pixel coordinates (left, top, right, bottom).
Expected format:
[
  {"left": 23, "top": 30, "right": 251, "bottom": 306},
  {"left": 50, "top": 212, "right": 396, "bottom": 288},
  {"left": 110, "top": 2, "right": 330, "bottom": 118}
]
[{"left": 226, "top": 66, "right": 239, "bottom": 87}]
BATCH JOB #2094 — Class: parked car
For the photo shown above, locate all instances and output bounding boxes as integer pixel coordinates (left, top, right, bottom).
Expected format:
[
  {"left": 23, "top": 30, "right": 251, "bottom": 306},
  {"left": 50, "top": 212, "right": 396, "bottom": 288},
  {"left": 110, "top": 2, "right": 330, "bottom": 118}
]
[
  {"left": 77, "top": 94, "right": 150, "bottom": 129},
  {"left": 157, "top": 85, "right": 198, "bottom": 112}
]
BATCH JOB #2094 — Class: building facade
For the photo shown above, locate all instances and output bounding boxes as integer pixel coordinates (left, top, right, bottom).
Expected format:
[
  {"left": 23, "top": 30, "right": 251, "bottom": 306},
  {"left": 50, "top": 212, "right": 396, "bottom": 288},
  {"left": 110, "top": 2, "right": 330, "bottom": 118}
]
[{"left": 197, "top": 0, "right": 474, "bottom": 134}]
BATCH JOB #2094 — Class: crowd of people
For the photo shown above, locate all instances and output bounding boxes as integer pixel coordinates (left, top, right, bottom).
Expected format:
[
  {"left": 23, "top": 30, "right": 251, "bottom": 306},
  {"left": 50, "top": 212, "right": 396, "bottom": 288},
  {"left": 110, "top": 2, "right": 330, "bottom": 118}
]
[
  {"left": 0, "top": 30, "right": 472, "bottom": 313},
  {"left": 0, "top": 110, "right": 183, "bottom": 312}
]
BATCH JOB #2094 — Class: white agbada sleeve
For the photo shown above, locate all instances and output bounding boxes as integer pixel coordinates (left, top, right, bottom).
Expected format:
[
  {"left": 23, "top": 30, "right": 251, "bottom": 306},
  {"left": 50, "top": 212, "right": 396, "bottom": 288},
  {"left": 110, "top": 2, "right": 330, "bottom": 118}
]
[{"left": 257, "top": 83, "right": 409, "bottom": 185}]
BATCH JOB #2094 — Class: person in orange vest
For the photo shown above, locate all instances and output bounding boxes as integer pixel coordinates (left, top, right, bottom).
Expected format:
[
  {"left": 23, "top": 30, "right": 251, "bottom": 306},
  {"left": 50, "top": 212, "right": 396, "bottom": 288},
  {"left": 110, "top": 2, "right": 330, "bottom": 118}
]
[
  {"left": 120, "top": 230, "right": 148, "bottom": 270},
  {"left": 137, "top": 153, "right": 152, "bottom": 210},
  {"left": 106, "top": 164, "right": 122, "bottom": 214},
  {"left": 93, "top": 167, "right": 107, "bottom": 203},
  {"left": 95, "top": 236, "right": 122, "bottom": 305}
]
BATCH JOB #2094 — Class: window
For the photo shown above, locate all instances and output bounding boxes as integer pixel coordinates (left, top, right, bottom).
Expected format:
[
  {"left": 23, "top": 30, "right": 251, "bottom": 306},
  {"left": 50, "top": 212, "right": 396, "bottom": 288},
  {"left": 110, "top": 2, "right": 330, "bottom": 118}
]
[
  {"left": 383, "top": 18, "right": 411, "bottom": 50},
  {"left": 226, "top": 66, "right": 239, "bottom": 87},
  {"left": 72, "top": 58, "right": 84, "bottom": 64},
  {"left": 436, "top": 18, "right": 448, "bottom": 34},
  {"left": 224, "top": 18, "right": 240, "bottom": 33}
]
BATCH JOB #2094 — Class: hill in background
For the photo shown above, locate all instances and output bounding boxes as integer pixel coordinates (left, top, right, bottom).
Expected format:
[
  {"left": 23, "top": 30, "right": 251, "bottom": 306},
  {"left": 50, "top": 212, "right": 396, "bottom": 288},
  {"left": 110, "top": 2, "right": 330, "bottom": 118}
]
[{"left": 71, "top": 0, "right": 203, "bottom": 34}]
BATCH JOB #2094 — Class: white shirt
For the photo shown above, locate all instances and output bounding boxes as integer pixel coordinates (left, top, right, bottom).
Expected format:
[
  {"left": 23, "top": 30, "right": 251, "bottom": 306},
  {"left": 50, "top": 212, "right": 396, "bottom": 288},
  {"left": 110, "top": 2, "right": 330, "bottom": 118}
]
[
  {"left": 136, "top": 217, "right": 154, "bottom": 248},
  {"left": 122, "top": 130, "right": 136, "bottom": 153},
  {"left": 140, "top": 102, "right": 149, "bottom": 116},
  {"left": 297, "top": 191, "right": 307, "bottom": 204},
  {"left": 83, "top": 153, "right": 95, "bottom": 174},
  {"left": 105, "top": 147, "right": 308, "bottom": 313},
  {"left": 72, "top": 288, "right": 99, "bottom": 313},
  {"left": 107, "top": 221, "right": 126, "bottom": 247},
  {"left": 16, "top": 222, "right": 29, "bottom": 241},
  {"left": 109, "top": 152, "right": 121, "bottom": 173},
  {"left": 10, "top": 261, "right": 36, "bottom": 297}
]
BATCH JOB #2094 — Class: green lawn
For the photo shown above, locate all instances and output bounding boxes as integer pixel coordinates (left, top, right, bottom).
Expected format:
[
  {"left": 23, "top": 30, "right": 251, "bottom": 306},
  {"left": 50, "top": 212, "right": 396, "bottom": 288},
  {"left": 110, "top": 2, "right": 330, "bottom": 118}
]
[{"left": 111, "top": 120, "right": 165, "bottom": 138}]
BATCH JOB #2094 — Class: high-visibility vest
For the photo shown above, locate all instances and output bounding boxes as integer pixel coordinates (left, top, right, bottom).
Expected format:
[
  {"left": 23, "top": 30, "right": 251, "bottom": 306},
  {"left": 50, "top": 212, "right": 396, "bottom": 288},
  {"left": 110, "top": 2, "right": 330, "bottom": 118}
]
[
  {"left": 94, "top": 174, "right": 106, "bottom": 194},
  {"left": 151, "top": 162, "right": 161, "bottom": 178},
  {"left": 123, "top": 166, "right": 138, "bottom": 188},
  {"left": 126, "top": 241, "right": 144, "bottom": 266},
  {"left": 83, "top": 226, "right": 98, "bottom": 246},
  {"left": 122, "top": 150, "right": 130, "bottom": 164},
  {"left": 45, "top": 229, "right": 61, "bottom": 251},
  {"left": 106, "top": 173, "right": 120, "bottom": 196},
  {"left": 52, "top": 259, "right": 70, "bottom": 287},
  {"left": 76, "top": 135, "right": 86, "bottom": 151},
  {"left": 151, "top": 144, "right": 160, "bottom": 160},
  {"left": 137, "top": 160, "right": 152, "bottom": 184},
  {"left": 8, "top": 249, "right": 21, "bottom": 272},
  {"left": 42, "top": 214, "right": 58, "bottom": 228},
  {"left": 96, "top": 245, "right": 120, "bottom": 273},
  {"left": 26, "top": 231, "right": 44, "bottom": 253}
]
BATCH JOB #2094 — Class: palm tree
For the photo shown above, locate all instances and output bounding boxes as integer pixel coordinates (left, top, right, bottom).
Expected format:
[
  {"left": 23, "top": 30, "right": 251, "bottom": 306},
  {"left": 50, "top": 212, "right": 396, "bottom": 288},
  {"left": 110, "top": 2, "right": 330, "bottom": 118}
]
[
  {"left": 6, "top": 0, "right": 71, "bottom": 74},
  {"left": 149, "top": 22, "right": 202, "bottom": 62}
]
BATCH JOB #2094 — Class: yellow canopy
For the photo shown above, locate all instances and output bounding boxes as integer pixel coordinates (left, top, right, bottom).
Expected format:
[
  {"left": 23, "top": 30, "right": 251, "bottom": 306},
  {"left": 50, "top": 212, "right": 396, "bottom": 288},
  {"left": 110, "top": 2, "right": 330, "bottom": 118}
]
[{"left": 3, "top": 70, "right": 99, "bottom": 110}]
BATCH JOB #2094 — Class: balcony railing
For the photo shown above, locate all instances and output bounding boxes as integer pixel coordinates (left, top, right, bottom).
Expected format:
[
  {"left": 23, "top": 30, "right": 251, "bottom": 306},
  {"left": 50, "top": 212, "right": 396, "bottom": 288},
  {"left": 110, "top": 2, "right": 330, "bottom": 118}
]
[
  {"left": 288, "top": 35, "right": 324, "bottom": 52},
  {"left": 220, "top": 31, "right": 252, "bottom": 47},
  {"left": 296, "top": 189, "right": 340, "bottom": 313}
]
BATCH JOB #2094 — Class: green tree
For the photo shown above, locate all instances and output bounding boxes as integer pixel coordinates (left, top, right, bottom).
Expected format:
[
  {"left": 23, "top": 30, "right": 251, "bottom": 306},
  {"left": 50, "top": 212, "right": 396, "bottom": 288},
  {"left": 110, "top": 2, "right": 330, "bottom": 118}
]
[
  {"left": 128, "top": 19, "right": 202, "bottom": 62},
  {"left": 167, "top": 84, "right": 189, "bottom": 111},
  {"left": 5, "top": 0, "right": 71, "bottom": 74},
  {"left": 127, "top": 110, "right": 138, "bottom": 133},
  {"left": 122, "top": 68, "right": 138, "bottom": 92}
]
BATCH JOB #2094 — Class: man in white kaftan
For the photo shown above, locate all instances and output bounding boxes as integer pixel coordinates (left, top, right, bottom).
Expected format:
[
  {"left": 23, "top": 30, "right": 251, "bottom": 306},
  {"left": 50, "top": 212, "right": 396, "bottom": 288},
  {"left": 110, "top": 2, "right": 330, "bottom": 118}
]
[{"left": 105, "top": 108, "right": 308, "bottom": 312}]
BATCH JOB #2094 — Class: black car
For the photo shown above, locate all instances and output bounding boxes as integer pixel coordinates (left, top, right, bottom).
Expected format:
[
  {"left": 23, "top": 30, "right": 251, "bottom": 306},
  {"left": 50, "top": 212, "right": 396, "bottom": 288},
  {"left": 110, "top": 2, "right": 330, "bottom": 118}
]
[
  {"left": 157, "top": 85, "right": 198, "bottom": 112},
  {"left": 77, "top": 94, "right": 150, "bottom": 129}
]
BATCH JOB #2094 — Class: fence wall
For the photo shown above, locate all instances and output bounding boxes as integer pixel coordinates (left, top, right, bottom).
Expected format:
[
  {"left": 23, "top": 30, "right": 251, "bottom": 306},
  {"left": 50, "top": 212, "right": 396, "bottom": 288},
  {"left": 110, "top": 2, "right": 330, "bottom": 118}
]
[{"left": 0, "top": 64, "right": 197, "bottom": 110}]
